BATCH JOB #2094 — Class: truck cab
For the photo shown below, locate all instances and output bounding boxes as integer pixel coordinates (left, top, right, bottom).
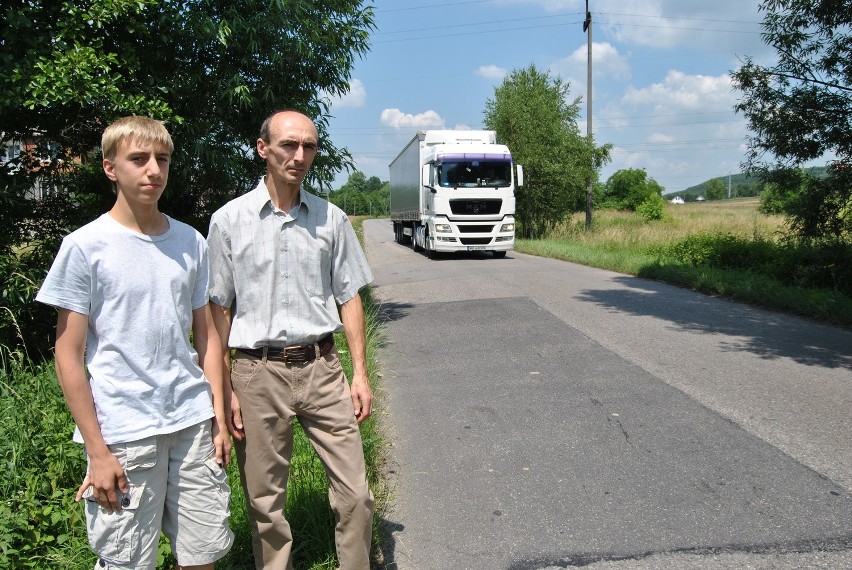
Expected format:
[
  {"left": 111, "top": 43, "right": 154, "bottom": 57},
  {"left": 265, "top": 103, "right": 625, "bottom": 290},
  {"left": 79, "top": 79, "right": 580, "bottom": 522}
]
[{"left": 390, "top": 130, "right": 521, "bottom": 258}]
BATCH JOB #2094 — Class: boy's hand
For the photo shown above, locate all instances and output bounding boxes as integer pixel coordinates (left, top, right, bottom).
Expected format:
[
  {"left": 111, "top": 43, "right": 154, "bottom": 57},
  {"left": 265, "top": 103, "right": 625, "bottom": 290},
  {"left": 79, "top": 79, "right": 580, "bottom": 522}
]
[
  {"left": 212, "top": 417, "right": 232, "bottom": 467},
  {"left": 76, "top": 452, "right": 127, "bottom": 514}
]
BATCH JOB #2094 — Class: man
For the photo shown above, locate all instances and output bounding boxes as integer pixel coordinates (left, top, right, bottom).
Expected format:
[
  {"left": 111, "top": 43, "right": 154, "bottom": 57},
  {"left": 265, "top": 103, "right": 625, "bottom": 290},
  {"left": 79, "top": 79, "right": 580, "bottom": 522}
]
[{"left": 207, "top": 110, "right": 374, "bottom": 569}]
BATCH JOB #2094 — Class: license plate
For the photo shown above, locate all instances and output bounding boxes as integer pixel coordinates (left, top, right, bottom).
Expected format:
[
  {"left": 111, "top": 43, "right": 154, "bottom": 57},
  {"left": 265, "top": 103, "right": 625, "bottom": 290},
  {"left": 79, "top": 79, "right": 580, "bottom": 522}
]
[{"left": 467, "top": 246, "right": 486, "bottom": 251}]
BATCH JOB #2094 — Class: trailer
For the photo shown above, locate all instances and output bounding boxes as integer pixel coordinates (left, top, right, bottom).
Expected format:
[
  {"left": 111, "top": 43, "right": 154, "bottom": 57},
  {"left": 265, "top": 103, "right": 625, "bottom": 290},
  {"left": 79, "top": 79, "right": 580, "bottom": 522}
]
[{"left": 389, "top": 130, "right": 522, "bottom": 258}]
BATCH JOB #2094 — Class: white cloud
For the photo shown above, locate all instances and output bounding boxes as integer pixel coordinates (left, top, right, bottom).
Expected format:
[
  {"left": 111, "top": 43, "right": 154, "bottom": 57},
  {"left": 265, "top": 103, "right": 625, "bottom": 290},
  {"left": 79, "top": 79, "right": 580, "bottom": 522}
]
[
  {"left": 326, "top": 79, "right": 366, "bottom": 109},
  {"left": 380, "top": 108, "right": 445, "bottom": 129},
  {"left": 551, "top": 41, "right": 631, "bottom": 84},
  {"left": 501, "top": 0, "right": 765, "bottom": 54},
  {"left": 600, "top": 0, "right": 766, "bottom": 56},
  {"left": 476, "top": 65, "right": 508, "bottom": 80},
  {"left": 622, "top": 70, "right": 735, "bottom": 111},
  {"left": 597, "top": 69, "right": 749, "bottom": 192},
  {"left": 648, "top": 132, "right": 675, "bottom": 143}
]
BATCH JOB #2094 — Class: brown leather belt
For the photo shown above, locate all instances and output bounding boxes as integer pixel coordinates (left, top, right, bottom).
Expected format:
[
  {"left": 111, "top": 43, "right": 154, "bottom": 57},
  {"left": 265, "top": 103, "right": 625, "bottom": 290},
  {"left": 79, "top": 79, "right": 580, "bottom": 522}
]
[{"left": 237, "top": 335, "right": 334, "bottom": 364}]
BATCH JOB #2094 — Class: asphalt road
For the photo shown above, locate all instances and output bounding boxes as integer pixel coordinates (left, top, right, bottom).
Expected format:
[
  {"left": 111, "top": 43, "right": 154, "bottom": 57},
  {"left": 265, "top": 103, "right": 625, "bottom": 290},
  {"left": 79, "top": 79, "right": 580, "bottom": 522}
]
[{"left": 361, "top": 219, "right": 852, "bottom": 570}]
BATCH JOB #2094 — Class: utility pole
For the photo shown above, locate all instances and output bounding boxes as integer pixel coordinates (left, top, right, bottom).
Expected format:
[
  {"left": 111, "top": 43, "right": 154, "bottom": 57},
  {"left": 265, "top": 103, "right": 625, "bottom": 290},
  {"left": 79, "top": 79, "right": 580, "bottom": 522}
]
[{"left": 584, "top": 1, "right": 593, "bottom": 230}]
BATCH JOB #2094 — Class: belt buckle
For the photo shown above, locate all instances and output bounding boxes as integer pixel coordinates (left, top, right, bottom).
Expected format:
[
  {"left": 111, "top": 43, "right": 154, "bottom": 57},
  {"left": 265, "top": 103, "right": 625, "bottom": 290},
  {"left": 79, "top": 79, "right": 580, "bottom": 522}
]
[{"left": 282, "top": 344, "right": 309, "bottom": 363}]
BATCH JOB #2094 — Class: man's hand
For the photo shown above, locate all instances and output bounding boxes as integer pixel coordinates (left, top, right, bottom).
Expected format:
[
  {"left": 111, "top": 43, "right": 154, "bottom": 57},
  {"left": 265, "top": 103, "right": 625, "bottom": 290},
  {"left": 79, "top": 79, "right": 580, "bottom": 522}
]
[
  {"left": 350, "top": 372, "right": 373, "bottom": 423},
  {"left": 227, "top": 388, "right": 245, "bottom": 440},
  {"left": 340, "top": 293, "right": 372, "bottom": 423}
]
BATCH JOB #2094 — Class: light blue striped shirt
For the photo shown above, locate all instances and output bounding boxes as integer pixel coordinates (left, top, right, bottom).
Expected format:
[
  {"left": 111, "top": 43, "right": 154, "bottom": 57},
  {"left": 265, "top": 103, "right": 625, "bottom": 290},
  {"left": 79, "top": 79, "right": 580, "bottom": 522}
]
[{"left": 207, "top": 179, "right": 373, "bottom": 349}]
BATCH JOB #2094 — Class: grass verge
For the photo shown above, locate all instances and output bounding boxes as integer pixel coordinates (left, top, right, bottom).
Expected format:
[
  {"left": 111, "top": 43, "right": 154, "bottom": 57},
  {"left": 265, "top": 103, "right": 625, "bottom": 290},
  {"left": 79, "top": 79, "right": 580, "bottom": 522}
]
[
  {"left": 516, "top": 200, "right": 852, "bottom": 328},
  {"left": 1, "top": 217, "right": 388, "bottom": 569}
]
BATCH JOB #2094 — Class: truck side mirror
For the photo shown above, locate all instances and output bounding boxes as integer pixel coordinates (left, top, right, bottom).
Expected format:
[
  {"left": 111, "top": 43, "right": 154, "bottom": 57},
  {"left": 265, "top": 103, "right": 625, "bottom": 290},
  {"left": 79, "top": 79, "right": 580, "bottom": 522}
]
[{"left": 516, "top": 165, "right": 524, "bottom": 187}]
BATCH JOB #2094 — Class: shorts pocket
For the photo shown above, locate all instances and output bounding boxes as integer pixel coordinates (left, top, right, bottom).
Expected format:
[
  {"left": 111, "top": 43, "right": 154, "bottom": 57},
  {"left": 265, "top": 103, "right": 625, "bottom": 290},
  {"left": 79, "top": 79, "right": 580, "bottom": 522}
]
[
  {"left": 204, "top": 456, "right": 232, "bottom": 518},
  {"left": 84, "top": 441, "right": 157, "bottom": 563}
]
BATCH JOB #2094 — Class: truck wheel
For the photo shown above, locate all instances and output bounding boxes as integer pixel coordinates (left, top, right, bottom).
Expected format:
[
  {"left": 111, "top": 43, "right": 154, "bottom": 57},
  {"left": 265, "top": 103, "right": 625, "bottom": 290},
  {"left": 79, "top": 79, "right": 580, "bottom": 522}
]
[
  {"left": 423, "top": 229, "right": 435, "bottom": 259},
  {"left": 493, "top": 251, "right": 507, "bottom": 258},
  {"left": 410, "top": 224, "right": 420, "bottom": 251}
]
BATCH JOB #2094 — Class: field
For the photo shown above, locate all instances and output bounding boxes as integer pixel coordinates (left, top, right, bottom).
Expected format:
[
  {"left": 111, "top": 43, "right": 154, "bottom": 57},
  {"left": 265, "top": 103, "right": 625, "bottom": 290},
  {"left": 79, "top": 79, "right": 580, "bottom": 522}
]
[
  {"left": 516, "top": 199, "right": 852, "bottom": 327},
  {"left": 555, "top": 198, "right": 782, "bottom": 242}
]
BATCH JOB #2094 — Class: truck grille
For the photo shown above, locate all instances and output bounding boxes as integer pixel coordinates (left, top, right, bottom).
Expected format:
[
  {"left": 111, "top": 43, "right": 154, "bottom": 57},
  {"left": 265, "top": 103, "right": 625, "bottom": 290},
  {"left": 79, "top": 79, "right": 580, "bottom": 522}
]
[
  {"left": 457, "top": 225, "right": 495, "bottom": 233},
  {"left": 460, "top": 237, "right": 493, "bottom": 245},
  {"left": 449, "top": 199, "right": 502, "bottom": 215}
]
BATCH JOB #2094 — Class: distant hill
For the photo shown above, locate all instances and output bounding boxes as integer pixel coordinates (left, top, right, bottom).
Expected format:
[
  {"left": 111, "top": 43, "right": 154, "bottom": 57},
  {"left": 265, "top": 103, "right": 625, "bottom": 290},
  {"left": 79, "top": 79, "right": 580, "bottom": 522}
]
[
  {"left": 664, "top": 173, "right": 759, "bottom": 201},
  {"left": 666, "top": 166, "right": 828, "bottom": 202}
]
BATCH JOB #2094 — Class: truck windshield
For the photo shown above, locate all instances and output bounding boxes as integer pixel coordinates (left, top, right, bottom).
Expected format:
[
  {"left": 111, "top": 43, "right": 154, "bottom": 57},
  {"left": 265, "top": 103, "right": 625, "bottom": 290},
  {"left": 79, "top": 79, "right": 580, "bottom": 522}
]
[{"left": 437, "top": 160, "right": 511, "bottom": 188}]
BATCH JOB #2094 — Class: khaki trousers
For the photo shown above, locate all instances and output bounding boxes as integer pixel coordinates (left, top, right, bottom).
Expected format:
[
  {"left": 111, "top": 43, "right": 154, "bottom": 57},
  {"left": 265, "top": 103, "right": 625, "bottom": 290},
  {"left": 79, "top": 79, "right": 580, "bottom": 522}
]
[{"left": 231, "top": 348, "right": 374, "bottom": 570}]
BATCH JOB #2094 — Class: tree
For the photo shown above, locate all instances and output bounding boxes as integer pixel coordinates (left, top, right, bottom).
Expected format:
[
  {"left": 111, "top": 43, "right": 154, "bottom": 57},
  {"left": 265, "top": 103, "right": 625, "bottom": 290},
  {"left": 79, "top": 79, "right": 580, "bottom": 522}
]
[
  {"left": 339, "top": 171, "right": 368, "bottom": 193},
  {"left": 328, "top": 171, "right": 389, "bottom": 216},
  {"left": 705, "top": 178, "right": 726, "bottom": 201},
  {"left": 0, "top": 0, "right": 375, "bottom": 362},
  {"left": 483, "top": 64, "right": 610, "bottom": 239},
  {"left": 602, "top": 168, "right": 664, "bottom": 210},
  {"left": 364, "top": 175, "right": 384, "bottom": 193},
  {"left": 732, "top": 0, "right": 851, "bottom": 239}
]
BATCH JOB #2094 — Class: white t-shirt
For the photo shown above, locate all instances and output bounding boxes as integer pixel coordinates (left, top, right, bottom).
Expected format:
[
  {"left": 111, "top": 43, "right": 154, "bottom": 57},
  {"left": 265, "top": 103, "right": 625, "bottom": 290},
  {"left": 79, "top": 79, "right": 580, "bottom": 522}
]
[{"left": 36, "top": 213, "right": 214, "bottom": 444}]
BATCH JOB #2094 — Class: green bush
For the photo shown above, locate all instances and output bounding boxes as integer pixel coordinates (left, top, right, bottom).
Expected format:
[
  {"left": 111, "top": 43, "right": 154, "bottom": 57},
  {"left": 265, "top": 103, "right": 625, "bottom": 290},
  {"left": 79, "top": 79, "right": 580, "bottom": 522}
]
[
  {"left": 0, "top": 357, "right": 93, "bottom": 569},
  {"left": 0, "top": 247, "right": 58, "bottom": 365},
  {"left": 662, "top": 232, "right": 852, "bottom": 295},
  {"left": 758, "top": 167, "right": 852, "bottom": 240},
  {"left": 635, "top": 194, "right": 666, "bottom": 221}
]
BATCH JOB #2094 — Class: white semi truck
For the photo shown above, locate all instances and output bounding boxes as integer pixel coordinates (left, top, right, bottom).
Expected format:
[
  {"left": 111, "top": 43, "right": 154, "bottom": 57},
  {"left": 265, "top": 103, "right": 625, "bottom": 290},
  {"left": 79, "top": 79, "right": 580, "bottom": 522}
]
[{"left": 389, "top": 130, "right": 522, "bottom": 258}]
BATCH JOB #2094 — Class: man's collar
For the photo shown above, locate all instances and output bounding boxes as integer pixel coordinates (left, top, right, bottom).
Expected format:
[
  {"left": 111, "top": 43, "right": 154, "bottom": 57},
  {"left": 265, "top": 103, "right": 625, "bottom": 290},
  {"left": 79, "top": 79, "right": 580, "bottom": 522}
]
[{"left": 252, "top": 178, "right": 311, "bottom": 215}]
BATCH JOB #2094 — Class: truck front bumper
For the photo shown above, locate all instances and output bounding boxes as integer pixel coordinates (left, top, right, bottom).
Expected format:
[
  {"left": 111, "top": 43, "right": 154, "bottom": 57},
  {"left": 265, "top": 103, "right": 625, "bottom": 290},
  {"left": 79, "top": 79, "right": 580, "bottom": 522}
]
[
  {"left": 427, "top": 217, "right": 515, "bottom": 253},
  {"left": 430, "top": 234, "right": 512, "bottom": 252}
]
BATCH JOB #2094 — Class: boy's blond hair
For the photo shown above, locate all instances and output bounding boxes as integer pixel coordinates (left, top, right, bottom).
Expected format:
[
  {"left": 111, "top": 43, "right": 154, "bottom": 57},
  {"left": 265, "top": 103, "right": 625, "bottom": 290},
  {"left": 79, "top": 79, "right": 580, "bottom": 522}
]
[{"left": 101, "top": 116, "right": 173, "bottom": 160}]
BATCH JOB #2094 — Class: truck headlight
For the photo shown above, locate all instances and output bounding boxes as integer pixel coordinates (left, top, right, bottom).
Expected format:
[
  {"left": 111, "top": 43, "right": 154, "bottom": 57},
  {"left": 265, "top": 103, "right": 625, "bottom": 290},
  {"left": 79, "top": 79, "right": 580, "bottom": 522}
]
[
  {"left": 500, "top": 223, "right": 515, "bottom": 232},
  {"left": 434, "top": 223, "right": 452, "bottom": 233}
]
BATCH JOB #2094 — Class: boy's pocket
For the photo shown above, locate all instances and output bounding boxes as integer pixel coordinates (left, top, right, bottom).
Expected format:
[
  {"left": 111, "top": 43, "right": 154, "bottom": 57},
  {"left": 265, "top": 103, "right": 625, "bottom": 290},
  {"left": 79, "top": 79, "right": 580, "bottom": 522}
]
[{"left": 84, "top": 440, "right": 157, "bottom": 563}]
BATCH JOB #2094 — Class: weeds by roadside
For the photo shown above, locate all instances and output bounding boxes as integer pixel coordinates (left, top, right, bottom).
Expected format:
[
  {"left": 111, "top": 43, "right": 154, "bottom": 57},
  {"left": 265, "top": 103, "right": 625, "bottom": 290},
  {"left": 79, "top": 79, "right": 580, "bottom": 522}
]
[
  {"left": 517, "top": 200, "right": 852, "bottom": 327},
  {"left": 0, "top": 354, "right": 92, "bottom": 569},
  {"left": 0, "top": 214, "right": 389, "bottom": 570}
]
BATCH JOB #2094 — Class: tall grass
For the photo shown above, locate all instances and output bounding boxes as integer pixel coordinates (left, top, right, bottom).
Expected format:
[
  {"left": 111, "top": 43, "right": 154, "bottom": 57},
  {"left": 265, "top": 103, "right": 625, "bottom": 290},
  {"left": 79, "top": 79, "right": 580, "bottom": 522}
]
[
  {"left": 517, "top": 199, "right": 852, "bottom": 327},
  {"left": 3, "top": 216, "right": 388, "bottom": 569},
  {"left": 0, "top": 354, "right": 93, "bottom": 569}
]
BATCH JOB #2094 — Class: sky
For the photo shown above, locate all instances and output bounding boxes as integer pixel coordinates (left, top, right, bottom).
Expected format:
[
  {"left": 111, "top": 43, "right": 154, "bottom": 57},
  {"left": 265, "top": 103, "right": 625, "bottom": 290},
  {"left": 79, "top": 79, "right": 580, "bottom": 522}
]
[{"left": 325, "top": 0, "right": 783, "bottom": 194}]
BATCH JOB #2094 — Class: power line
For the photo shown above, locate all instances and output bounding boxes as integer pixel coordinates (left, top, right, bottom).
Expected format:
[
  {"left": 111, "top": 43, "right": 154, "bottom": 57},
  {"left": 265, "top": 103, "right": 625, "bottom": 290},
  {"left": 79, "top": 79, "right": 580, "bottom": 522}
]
[
  {"left": 378, "top": 0, "right": 503, "bottom": 13},
  {"left": 372, "top": 13, "right": 580, "bottom": 39},
  {"left": 328, "top": 111, "right": 744, "bottom": 134},
  {"left": 369, "top": 7, "right": 760, "bottom": 44}
]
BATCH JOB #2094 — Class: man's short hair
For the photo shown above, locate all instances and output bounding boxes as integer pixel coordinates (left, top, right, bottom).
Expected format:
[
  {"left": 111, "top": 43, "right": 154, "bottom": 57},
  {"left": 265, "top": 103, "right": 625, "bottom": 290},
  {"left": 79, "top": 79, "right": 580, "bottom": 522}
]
[
  {"left": 102, "top": 116, "right": 173, "bottom": 160},
  {"left": 258, "top": 109, "right": 314, "bottom": 143}
]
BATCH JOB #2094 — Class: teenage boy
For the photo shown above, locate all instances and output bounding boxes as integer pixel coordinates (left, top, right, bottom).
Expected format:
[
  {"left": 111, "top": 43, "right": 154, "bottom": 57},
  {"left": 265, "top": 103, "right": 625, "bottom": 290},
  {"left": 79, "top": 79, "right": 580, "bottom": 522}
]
[{"left": 36, "top": 116, "right": 233, "bottom": 570}]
